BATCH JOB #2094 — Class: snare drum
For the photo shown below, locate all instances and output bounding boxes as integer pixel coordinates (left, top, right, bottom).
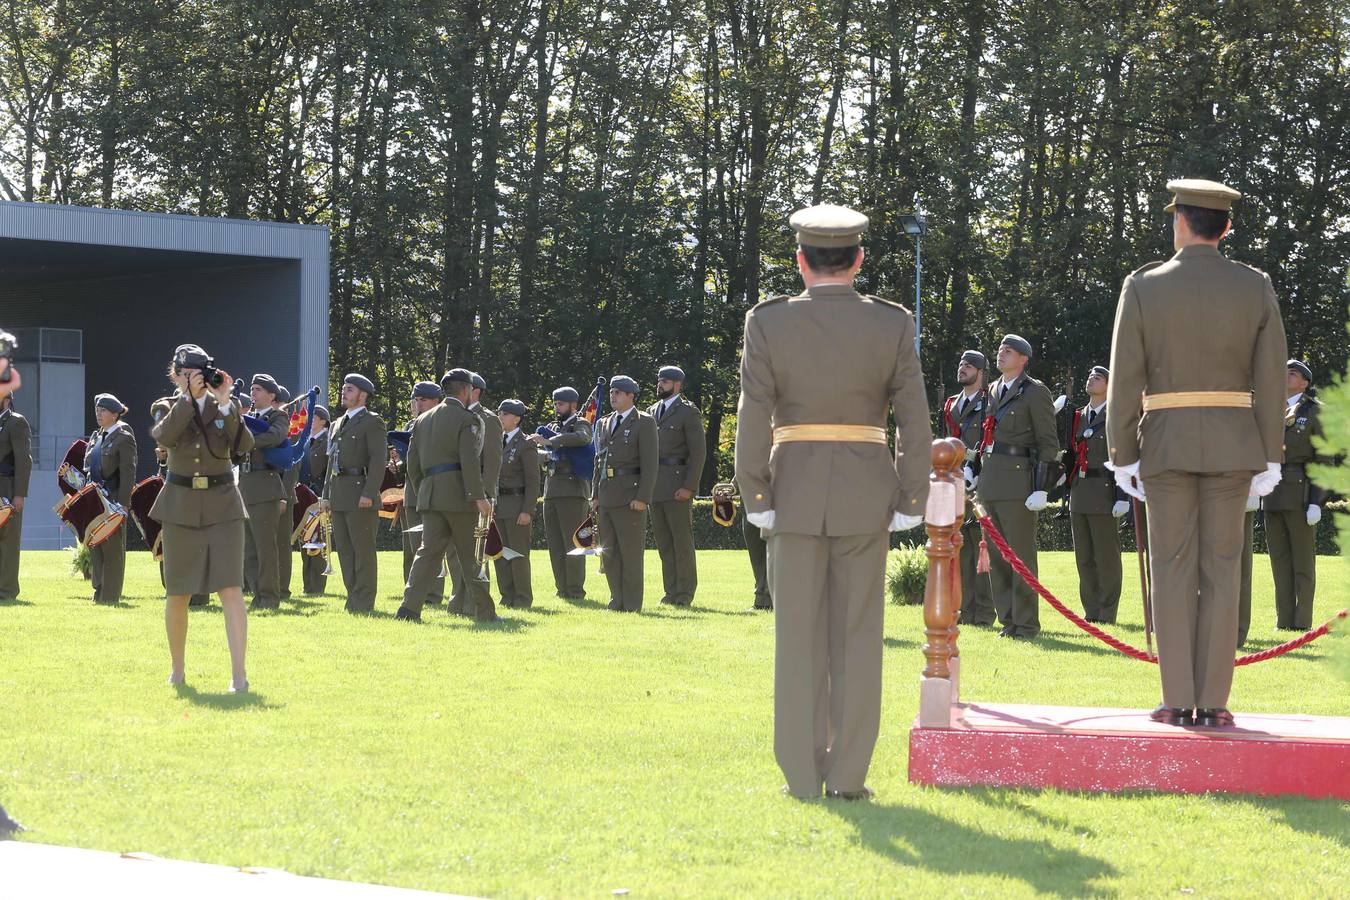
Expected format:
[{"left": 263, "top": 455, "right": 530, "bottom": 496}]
[
  {"left": 57, "top": 484, "right": 125, "bottom": 547},
  {"left": 57, "top": 439, "right": 89, "bottom": 497},
  {"left": 0, "top": 497, "right": 14, "bottom": 532},
  {"left": 292, "top": 483, "right": 322, "bottom": 547},
  {"left": 129, "top": 476, "right": 165, "bottom": 559},
  {"left": 379, "top": 464, "right": 405, "bottom": 520}
]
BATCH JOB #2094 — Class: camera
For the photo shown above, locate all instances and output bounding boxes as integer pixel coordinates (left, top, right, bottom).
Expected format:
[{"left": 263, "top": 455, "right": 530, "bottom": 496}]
[
  {"left": 172, "top": 345, "right": 225, "bottom": 388},
  {"left": 0, "top": 330, "right": 16, "bottom": 384},
  {"left": 200, "top": 363, "right": 225, "bottom": 389}
]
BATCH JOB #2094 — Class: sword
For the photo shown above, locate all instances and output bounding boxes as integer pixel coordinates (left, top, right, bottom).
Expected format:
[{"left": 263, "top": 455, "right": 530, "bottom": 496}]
[{"left": 1131, "top": 496, "right": 1154, "bottom": 658}]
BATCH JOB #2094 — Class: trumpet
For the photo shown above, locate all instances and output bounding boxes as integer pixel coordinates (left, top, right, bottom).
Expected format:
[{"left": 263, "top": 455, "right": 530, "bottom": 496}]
[
  {"left": 473, "top": 507, "right": 492, "bottom": 580},
  {"left": 320, "top": 507, "right": 335, "bottom": 576}
]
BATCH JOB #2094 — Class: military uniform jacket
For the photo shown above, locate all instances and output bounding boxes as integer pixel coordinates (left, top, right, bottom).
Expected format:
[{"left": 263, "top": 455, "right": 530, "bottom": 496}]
[
  {"left": 647, "top": 395, "right": 707, "bottom": 502},
  {"left": 323, "top": 408, "right": 388, "bottom": 511},
  {"left": 149, "top": 395, "right": 253, "bottom": 527},
  {"left": 495, "top": 429, "right": 541, "bottom": 518},
  {"left": 303, "top": 430, "right": 329, "bottom": 494},
  {"left": 84, "top": 420, "right": 137, "bottom": 506},
  {"left": 0, "top": 409, "right": 32, "bottom": 497},
  {"left": 1107, "top": 245, "right": 1287, "bottom": 477},
  {"left": 238, "top": 407, "right": 288, "bottom": 505},
  {"left": 150, "top": 394, "right": 177, "bottom": 474},
  {"left": 942, "top": 389, "right": 988, "bottom": 459},
  {"left": 542, "top": 414, "right": 593, "bottom": 499},
  {"left": 1068, "top": 404, "right": 1122, "bottom": 515},
  {"left": 593, "top": 409, "right": 658, "bottom": 508},
  {"left": 406, "top": 398, "right": 485, "bottom": 512},
  {"left": 974, "top": 373, "right": 1059, "bottom": 502},
  {"left": 1266, "top": 396, "right": 1327, "bottom": 512},
  {"left": 471, "top": 403, "right": 504, "bottom": 498},
  {"left": 735, "top": 284, "right": 932, "bottom": 535}
]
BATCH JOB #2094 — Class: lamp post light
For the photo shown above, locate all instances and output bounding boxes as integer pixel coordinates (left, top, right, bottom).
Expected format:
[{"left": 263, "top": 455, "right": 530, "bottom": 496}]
[{"left": 899, "top": 206, "right": 928, "bottom": 358}]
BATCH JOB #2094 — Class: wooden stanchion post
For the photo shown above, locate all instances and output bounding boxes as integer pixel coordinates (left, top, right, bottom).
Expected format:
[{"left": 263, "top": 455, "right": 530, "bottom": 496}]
[{"left": 919, "top": 437, "right": 965, "bottom": 727}]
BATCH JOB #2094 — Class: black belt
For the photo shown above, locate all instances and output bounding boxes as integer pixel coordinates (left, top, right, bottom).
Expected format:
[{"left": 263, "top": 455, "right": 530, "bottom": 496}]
[
  {"left": 606, "top": 466, "right": 641, "bottom": 477},
  {"left": 658, "top": 457, "right": 687, "bottom": 466},
  {"left": 985, "top": 442, "right": 1031, "bottom": 458},
  {"left": 424, "top": 462, "right": 462, "bottom": 476},
  {"left": 335, "top": 466, "right": 368, "bottom": 476},
  {"left": 498, "top": 486, "right": 525, "bottom": 496},
  {"left": 167, "top": 472, "right": 234, "bottom": 490}
]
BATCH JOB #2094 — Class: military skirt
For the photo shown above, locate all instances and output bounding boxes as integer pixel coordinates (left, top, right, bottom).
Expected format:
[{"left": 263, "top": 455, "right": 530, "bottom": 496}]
[{"left": 161, "top": 519, "right": 245, "bottom": 595}]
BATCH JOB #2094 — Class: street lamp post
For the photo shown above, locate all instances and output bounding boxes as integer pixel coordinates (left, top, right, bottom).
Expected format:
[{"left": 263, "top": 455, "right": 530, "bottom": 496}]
[{"left": 899, "top": 206, "right": 928, "bottom": 359}]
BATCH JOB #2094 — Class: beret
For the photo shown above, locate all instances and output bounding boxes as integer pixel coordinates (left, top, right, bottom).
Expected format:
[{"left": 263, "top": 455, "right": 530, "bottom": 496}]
[
  {"left": 312, "top": 405, "right": 332, "bottom": 422},
  {"left": 657, "top": 365, "right": 686, "bottom": 382},
  {"left": 94, "top": 393, "right": 126, "bottom": 415},
  {"left": 276, "top": 385, "right": 291, "bottom": 403},
  {"left": 1165, "top": 178, "right": 1241, "bottom": 213},
  {"left": 411, "top": 380, "right": 444, "bottom": 400},
  {"left": 441, "top": 368, "right": 474, "bottom": 390},
  {"left": 959, "top": 350, "right": 987, "bottom": 370},
  {"left": 789, "top": 204, "right": 869, "bottom": 248},
  {"left": 609, "top": 375, "right": 640, "bottom": 395},
  {"left": 1089, "top": 366, "right": 1110, "bottom": 379},
  {"left": 173, "top": 344, "right": 211, "bottom": 369},
  {"left": 497, "top": 399, "right": 527, "bottom": 417},
  {"left": 999, "top": 334, "right": 1034, "bottom": 359},
  {"left": 552, "top": 386, "right": 580, "bottom": 404},
  {"left": 343, "top": 373, "right": 375, "bottom": 395},
  {"left": 469, "top": 372, "right": 487, "bottom": 391},
  {"left": 251, "top": 374, "right": 280, "bottom": 396},
  {"left": 1288, "top": 359, "right": 1313, "bottom": 383}
]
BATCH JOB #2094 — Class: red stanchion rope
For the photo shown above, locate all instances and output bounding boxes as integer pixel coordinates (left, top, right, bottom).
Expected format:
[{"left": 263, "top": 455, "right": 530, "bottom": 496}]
[{"left": 975, "top": 512, "right": 1348, "bottom": 666}]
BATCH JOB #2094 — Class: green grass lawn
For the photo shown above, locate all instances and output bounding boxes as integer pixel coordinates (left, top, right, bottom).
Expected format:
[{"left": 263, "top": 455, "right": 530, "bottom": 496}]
[{"left": 3, "top": 548, "right": 1348, "bottom": 897}]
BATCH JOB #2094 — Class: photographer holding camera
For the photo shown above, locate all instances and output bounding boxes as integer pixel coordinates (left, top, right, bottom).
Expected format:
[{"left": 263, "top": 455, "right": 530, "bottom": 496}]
[
  {"left": 0, "top": 330, "right": 30, "bottom": 601},
  {"left": 148, "top": 344, "right": 254, "bottom": 691}
]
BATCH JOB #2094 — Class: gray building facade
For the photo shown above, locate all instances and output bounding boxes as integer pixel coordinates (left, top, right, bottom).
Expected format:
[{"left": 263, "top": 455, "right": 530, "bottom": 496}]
[{"left": 0, "top": 201, "right": 328, "bottom": 549}]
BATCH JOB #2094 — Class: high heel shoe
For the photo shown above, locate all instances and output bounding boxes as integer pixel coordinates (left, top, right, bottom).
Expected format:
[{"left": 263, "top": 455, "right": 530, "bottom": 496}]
[{"left": 228, "top": 680, "right": 250, "bottom": 694}]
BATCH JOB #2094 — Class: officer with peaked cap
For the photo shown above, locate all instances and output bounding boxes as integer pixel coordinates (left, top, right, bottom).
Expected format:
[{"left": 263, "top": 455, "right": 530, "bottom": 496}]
[
  {"left": 976, "top": 334, "right": 1060, "bottom": 639},
  {"left": 400, "top": 381, "right": 447, "bottom": 606},
  {"left": 300, "top": 403, "right": 332, "bottom": 595},
  {"left": 1264, "top": 358, "right": 1329, "bottom": 631},
  {"left": 397, "top": 368, "right": 496, "bottom": 622},
  {"left": 1069, "top": 366, "right": 1128, "bottom": 623},
  {"left": 592, "top": 375, "right": 658, "bottom": 611},
  {"left": 735, "top": 203, "right": 932, "bottom": 799},
  {"left": 321, "top": 373, "right": 388, "bottom": 613},
  {"left": 84, "top": 393, "right": 137, "bottom": 604},
  {"left": 648, "top": 364, "right": 706, "bottom": 606},
  {"left": 494, "top": 398, "right": 540, "bottom": 608},
  {"left": 942, "top": 349, "right": 994, "bottom": 625},
  {"left": 528, "top": 385, "right": 593, "bottom": 599},
  {"left": 448, "top": 371, "right": 504, "bottom": 616},
  {"left": 240, "top": 374, "right": 289, "bottom": 610},
  {"left": 1108, "top": 178, "right": 1288, "bottom": 727}
]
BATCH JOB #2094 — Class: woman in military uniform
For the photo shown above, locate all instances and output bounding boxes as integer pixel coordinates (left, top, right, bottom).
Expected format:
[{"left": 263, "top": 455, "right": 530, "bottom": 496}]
[
  {"left": 149, "top": 344, "right": 254, "bottom": 691},
  {"left": 85, "top": 393, "right": 137, "bottom": 604}
]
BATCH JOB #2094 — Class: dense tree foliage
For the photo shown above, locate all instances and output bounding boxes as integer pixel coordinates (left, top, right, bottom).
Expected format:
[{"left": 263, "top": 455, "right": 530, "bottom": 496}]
[{"left": 5, "top": 0, "right": 1348, "bottom": 488}]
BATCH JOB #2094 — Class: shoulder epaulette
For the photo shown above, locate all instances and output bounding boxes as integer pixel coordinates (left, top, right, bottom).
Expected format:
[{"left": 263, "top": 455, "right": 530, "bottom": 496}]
[
  {"left": 1234, "top": 260, "right": 1269, "bottom": 278},
  {"left": 1130, "top": 261, "right": 1165, "bottom": 276},
  {"left": 753, "top": 293, "right": 791, "bottom": 309},
  {"left": 864, "top": 294, "right": 913, "bottom": 314}
]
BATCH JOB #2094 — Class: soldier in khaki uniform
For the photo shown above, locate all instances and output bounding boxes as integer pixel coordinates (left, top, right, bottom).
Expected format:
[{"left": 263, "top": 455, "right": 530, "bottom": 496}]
[
  {"left": 1107, "top": 179, "right": 1287, "bottom": 727},
  {"left": 150, "top": 344, "right": 254, "bottom": 691},
  {"left": 300, "top": 405, "right": 331, "bottom": 595},
  {"left": 84, "top": 394, "right": 137, "bottom": 604},
  {"left": 273, "top": 385, "right": 298, "bottom": 601},
  {"left": 648, "top": 365, "right": 707, "bottom": 606},
  {"left": 942, "top": 350, "right": 994, "bottom": 625},
  {"left": 1068, "top": 367, "right": 1129, "bottom": 623},
  {"left": 592, "top": 375, "right": 658, "bottom": 612},
  {"left": 448, "top": 372, "right": 504, "bottom": 616},
  {"left": 321, "top": 373, "right": 388, "bottom": 613},
  {"left": 494, "top": 399, "right": 540, "bottom": 608},
  {"left": 0, "top": 392, "right": 31, "bottom": 601},
  {"left": 396, "top": 369, "right": 496, "bottom": 623},
  {"left": 398, "top": 382, "right": 446, "bottom": 606},
  {"left": 239, "top": 374, "right": 289, "bottom": 610},
  {"left": 527, "top": 387, "right": 592, "bottom": 599},
  {"left": 975, "top": 335, "right": 1059, "bottom": 639},
  {"left": 735, "top": 204, "right": 931, "bottom": 800},
  {"left": 1264, "top": 359, "right": 1327, "bottom": 631},
  {"left": 1238, "top": 492, "right": 1257, "bottom": 647},
  {"left": 150, "top": 391, "right": 210, "bottom": 606}
]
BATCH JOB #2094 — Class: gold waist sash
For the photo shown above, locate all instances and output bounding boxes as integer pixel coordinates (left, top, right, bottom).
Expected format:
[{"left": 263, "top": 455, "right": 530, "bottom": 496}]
[
  {"left": 1142, "top": 391, "right": 1253, "bottom": 412},
  {"left": 772, "top": 424, "right": 888, "bottom": 445}
]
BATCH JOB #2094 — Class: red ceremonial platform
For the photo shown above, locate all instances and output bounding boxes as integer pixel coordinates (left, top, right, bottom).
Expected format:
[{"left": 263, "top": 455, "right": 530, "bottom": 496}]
[{"left": 908, "top": 439, "right": 1350, "bottom": 800}]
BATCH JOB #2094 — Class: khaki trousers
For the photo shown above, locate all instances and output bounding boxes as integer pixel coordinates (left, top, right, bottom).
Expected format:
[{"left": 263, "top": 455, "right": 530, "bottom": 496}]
[
  {"left": 244, "top": 499, "right": 285, "bottom": 608},
  {"left": 276, "top": 495, "right": 295, "bottom": 599},
  {"left": 985, "top": 499, "right": 1040, "bottom": 638},
  {"left": 598, "top": 505, "right": 646, "bottom": 612},
  {"left": 957, "top": 517, "right": 994, "bottom": 625},
  {"left": 652, "top": 498, "right": 698, "bottom": 605},
  {"left": 404, "top": 509, "right": 494, "bottom": 621},
  {"left": 1144, "top": 471, "right": 1249, "bottom": 710},
  {"left": 544, "top": 497, "right": 588, "bottom": 597},
  {"left": 493, "top": 516, "right": 533, "bottom": 608},
  {"left": 1071, "top": 513, "right": 1122, "bottom": 622},
  {"left": 91, "top": 528, "right": 127, "bottom": 604},
  {"left": 0, "top": 480, "right": 21, "bottom": 599},
  {"left": 742, "top": 514, "right": 771, "bottom": 609},
  {"left": 301, "top": 550, "right": 328, "bottom": 595},
  {"left": 1266, "top": 509, "right": 1317, "bottom": 630},
  {"left": 1238, "top": 511, "right": 1254, "bottom": 645},
  {"left": 332, "top": 506, "right": 379, "bottom": 613},
  {"left": 402, "top": 512, "right": 444, "bottom": 604},
  {"left": 769, "top": 530, "right": 888, "bottom": 797}
]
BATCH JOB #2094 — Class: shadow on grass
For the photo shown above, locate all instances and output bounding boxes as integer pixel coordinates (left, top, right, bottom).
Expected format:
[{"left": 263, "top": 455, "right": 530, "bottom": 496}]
[
  {"left": 173, "top": 684, "right": 278, "bottom": 710},
  {"left": 427, "top": 614, "right": 536, "bottom": 633},
  {"left": 1214, "top": 794, "right": 1350, "bottom": 850},
  {"left": 562, "top": 595, "right": 610, "bottom": 612},
  {"left": 0, "top": 598, "right": 35, "bottom": 607},
  {"left": 645, "top": 605, "right": 759, "bottom": 619},
  {"left": 823, "top": 797, "right": 1117, "bottom": 896},
  {"left": 883, "top": 636, "right": 919, "bottom": 651}
]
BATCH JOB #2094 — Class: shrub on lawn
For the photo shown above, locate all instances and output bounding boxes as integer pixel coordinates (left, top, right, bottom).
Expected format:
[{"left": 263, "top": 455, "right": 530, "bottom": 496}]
[
  {"left": 887, "top": 545, "right": 928, "bottom": 605},
  {"left": 69, "top": 543, "right": 92, "bottom": 580}
]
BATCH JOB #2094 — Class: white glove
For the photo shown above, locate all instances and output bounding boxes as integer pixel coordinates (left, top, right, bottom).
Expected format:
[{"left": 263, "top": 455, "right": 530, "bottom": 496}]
[
  {"left": 1245, "top": 493, "right": 1260, "bottom": 513},
  {"left": 747, "top": 510, "right": 775, "bottom": 530},
  {"left": 1111, "top": 500, "right": 1129, "bottom": 518},
  {"left": 1250, "top": 462, "right": 1283, "bottom": 498},
  {"left": 1307, "top": 504, "right": 1322, "bottom": 526},
  {"left": 1024, "top": 491, "right": 1048, "bottom": 512},
  {"left": 1053, "top": 394, "right": 1067, "bottom": 413},
  {"left": 962, "top": 465, "right": 977, "bottom": 490},
  {"left": 1055, "top": 470, "right": 1067, "bottom": 488},
  {"left": 890, "top": 512, "right": 924, "bottom": 531},
  {"left": 1108, "top": 460, "right": 1145, "bottom": 501}
]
